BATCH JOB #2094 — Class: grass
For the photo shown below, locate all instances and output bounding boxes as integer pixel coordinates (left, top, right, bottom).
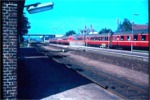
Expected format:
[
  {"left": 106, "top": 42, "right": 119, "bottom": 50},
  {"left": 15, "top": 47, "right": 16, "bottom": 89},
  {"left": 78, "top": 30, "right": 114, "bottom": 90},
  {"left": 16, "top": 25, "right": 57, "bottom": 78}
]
[{"left": 132, "top": 49, "right": 148, "bottom": 53}]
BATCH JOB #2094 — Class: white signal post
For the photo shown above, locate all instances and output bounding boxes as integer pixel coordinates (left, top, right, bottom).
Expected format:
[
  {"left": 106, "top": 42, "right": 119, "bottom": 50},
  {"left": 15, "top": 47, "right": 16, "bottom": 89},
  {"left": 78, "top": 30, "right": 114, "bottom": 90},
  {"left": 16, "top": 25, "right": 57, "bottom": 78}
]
[{"left": 108, "top": 32, "right": 109, "bottom": 49}]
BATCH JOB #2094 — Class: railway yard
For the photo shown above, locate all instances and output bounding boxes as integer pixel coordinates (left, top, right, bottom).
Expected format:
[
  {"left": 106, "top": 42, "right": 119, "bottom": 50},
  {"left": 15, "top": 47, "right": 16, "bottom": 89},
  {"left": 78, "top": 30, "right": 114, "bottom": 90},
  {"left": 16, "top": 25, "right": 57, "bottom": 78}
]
[{"left": 29, "top": 43, "right": 149, "bottom": 99}]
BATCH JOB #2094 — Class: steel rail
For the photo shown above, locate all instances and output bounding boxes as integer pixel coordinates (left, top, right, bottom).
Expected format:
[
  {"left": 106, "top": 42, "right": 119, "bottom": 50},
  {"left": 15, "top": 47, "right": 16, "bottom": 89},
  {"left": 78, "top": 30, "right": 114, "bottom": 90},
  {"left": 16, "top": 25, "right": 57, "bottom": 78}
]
[
  {"left": 53, "top": 56, "right": 149, "bottom": 99},
  {"left": 47, "top": 44, "right": 149, "bottom": 62},
  {"left": 51, "top": 54, "right": 148, "bottom": 99},
  {"left": 35, "top": 44, "right": 149, "bottom": 99}
]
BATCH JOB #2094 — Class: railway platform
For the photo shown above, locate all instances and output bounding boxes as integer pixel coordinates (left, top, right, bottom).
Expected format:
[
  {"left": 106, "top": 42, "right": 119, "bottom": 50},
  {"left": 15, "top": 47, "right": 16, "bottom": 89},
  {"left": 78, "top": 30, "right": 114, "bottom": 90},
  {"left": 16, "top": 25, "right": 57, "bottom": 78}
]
[{"left": 18, "top": 47, "right": 122, "bottom": 100}]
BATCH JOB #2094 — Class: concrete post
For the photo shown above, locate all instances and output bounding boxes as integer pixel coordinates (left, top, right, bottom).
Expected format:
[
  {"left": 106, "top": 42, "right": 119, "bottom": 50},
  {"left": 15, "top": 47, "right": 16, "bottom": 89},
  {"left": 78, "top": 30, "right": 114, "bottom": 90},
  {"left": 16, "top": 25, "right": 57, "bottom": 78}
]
[
  {"left": 28, "top": 36, "right": 30, "bottom": 47},
  {"left": 43, "top": 35, "right": 45, "bottom": 43}
]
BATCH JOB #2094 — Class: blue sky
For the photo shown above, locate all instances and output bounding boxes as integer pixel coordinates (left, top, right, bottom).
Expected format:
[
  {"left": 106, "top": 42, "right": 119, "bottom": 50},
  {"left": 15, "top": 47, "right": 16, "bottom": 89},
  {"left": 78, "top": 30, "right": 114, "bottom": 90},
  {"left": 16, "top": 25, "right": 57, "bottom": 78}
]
[{"left": 24, "top": 0, "right": 148, "bottom": 35}]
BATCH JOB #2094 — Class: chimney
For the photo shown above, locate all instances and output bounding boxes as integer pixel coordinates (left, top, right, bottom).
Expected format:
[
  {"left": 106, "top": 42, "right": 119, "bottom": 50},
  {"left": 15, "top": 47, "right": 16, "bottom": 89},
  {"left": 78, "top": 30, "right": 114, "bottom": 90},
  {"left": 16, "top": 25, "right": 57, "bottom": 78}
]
[
  {"left": 85, "top": 25, "right": 87, "bottom": 29},
  {"left": 90, "top": 24, "right": 93, "bottom": 29}
]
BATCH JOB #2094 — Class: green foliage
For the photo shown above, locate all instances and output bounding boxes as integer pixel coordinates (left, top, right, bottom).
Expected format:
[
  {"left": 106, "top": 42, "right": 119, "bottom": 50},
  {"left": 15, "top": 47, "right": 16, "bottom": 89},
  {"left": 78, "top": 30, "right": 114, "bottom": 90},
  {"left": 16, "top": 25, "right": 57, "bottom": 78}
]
[
  {"left": 65, "top": 30, "right": 76, "bottom": 36},
  {"left": 117, "top": 18, "right": 132, "bottom": 31},
  {"left": 98, "top": 28, "right": 112, "bottom": 34},
  {"left": 20, "top": 12, "right": 31, "bottom": 43},
  {"left": 21, "top": 12, "right": 31, "bottom": 35}
]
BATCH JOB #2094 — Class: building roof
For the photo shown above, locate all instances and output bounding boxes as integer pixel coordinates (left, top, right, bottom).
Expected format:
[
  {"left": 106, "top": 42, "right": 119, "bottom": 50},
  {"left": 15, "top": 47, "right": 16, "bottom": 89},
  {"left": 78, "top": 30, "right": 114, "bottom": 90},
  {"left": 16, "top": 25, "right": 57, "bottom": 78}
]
[
  {"left": 80, "top": 25, "right": 97, "bottom": 34},
  {"left": 114, "top": 29, "right": 148, "bottom": 35},
  {"left": 132, "top": 24, "right": 148, "bottom": 30}
]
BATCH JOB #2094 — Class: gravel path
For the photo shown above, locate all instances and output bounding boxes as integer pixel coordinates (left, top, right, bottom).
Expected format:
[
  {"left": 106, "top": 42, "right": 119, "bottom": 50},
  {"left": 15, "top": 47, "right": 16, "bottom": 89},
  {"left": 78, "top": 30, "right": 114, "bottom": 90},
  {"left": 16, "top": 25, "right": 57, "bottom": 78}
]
[
  {"left": 66, "top": 52, "right": 149, "bottom": 86},
  {"left": 38, "top": 45, "right": 149, "bottom": 88},
  {"left": 72, "top": 50, "right": 149, "bottom": 74}
]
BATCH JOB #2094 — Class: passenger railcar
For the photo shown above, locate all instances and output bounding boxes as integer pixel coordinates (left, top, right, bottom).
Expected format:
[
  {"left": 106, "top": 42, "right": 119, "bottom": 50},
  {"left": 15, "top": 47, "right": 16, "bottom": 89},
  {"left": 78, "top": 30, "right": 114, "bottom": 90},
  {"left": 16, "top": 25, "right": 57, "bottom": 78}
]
[
  {"left": 111, "top": 29, "right": 148, "bottom": 49},
  {"left": 49, "top": 29, "right": 149, "bottom": 50}
]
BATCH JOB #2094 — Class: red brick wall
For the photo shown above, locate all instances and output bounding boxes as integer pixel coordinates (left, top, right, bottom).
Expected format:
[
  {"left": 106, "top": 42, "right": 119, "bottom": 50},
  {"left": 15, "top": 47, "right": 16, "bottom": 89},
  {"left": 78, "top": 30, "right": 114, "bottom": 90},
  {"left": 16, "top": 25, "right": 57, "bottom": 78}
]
[{"left": 2, "top": 0, "right": 24, "bottom": 99}]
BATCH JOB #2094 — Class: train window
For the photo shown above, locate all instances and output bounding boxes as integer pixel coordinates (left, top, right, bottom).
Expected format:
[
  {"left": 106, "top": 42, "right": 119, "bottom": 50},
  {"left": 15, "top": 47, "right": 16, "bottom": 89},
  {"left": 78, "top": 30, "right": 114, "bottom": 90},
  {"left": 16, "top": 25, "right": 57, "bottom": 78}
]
[
  {"left": 95, "top": 37, "right": 99, "bottom": 41},
  {"left": 90, "top": 37, "right": 94, "bottom": 40},
  {"left": 93, "top": 37, "right": 96, "bottom": 41},
  {"left": 120, "top": 36, "right": 124, "bottom": 41},
  {"left": 127, "top": 36, "right": 130, "bottom": 41},
  {"left": 105, "top": 37, "right": 108, "bottom": 41},
  {"left": 78, "top": 37, "right": 83, "bottom": 40},
  {"left": 95, "top": 37, "right": 98, "bottom": 40},
  {"left": 97, "top": 37, "right": 101, "bottom": 41},
  {"left": 133, "top": 35, "right": 138, "bottom": 41},
  {"left": 63, "top": 38, "right": 67, "bottom": 40},
  {"left": 73, "top": 37, "right": 77, "bottom": 40},
  {"left": 86, "top": 37, "right": 90, "bottom": 40},
  {"left": 113, "top": 36, "right": 117, "bottom": 40},
  {"left": 99, "top": 37, "right": 102, "bottom": 40},
  {"left": 102, "top": 37, "right": 105, "bottom": 41},
  {"left": 141, "top": 35, "right": 146, "bottom": 41},
  {"left": 93, "top": 37, "right": 95, "bottom": 40}
]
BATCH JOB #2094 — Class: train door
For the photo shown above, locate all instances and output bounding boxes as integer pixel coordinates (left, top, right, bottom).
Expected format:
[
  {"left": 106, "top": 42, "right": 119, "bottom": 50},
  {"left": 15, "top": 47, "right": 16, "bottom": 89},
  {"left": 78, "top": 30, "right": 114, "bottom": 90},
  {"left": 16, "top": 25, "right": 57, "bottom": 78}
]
[
  {"left": 140, "top": 34, "right": 148, "bottom": 48},
  {"left": 112, "top": 35, "right": 117, "bottom": 48},
  {"left": 120, "top": 35, "right": 125, "bottom": 47},
  {"left": 133, "top": 34, "right": 138, "bottom": 48},
  {"left": 86, "top": 36, "right": 90, "bottom": 46},
  {"left": 126, "top": 35, "right": 131, "bottom": 47},
  {"left": 109, "top": 32, "right": 113, "bottom": 47},
  {"left": 116, "top": 35, "right": 120, "bottom": 47}
]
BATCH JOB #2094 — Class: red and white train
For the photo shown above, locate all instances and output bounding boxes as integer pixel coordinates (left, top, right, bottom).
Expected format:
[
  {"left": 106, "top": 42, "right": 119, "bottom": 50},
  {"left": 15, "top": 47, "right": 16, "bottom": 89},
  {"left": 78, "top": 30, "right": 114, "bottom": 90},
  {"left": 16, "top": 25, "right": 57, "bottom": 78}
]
[{"left": 49, "top": 29, "right": 149, "bottom": 50}]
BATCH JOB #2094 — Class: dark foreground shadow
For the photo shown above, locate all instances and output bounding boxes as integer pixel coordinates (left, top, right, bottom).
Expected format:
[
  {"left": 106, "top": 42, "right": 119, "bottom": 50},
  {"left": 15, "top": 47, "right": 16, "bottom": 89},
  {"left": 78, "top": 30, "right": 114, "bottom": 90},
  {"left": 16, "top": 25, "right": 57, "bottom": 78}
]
[{"left": 18, "top": 48, "right": 92, "bottom": 99}]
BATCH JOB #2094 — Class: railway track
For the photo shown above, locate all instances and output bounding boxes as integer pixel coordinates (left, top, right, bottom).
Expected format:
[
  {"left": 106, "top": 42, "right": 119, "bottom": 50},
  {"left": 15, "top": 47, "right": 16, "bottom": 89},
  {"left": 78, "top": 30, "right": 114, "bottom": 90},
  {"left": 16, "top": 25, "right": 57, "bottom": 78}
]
[
  {"left": 47, "top": 43, "right": 149, "bottom": 62},
  {"left": 51, "top": 57, "right": 149, "bottom": 99},
  {"left": 33, "top": 44, "right": 149, "bottom": 99},
  {"left": 69, "top": 63, "right": 148, "bottom": 99}
]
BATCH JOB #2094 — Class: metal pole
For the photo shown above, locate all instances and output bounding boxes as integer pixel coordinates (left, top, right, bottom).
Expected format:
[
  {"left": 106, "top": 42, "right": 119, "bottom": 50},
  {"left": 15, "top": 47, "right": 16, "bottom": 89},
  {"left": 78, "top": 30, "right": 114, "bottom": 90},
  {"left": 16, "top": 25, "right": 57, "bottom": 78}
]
[
  {"left": 43, "top": 35, "right": 45, "bottom": 43},
  {"left": 131, "top": 25, "right": 133, "bottom": 52},
  {"left": 84, "top": 30, "right": 87, "bottom": 47},
  {"left": 108, "top": 32, "right": 109, "bottom": 49},
  {"left": 85, "top": 34, "right": 87, "bottom": 47},
  {"left": 84, "top": 34, "right": 86, "bottom": 47}
]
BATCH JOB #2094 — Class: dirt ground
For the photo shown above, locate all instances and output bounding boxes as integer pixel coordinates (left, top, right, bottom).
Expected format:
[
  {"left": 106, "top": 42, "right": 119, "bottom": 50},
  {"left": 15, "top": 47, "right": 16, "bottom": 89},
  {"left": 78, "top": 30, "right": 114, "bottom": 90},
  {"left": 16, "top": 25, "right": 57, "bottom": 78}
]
[{"left": 40, "top": 45, "right": 149, "bottom": 88}]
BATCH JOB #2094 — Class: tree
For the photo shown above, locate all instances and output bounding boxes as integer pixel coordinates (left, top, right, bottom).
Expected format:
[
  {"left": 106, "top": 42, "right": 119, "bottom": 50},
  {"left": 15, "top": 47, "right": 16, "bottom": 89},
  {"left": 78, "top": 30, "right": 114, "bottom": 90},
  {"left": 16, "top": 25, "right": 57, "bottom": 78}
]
[
  {"left": 65, "top": 30, "right": 76, "bottom": 36},
  {"left": 117, "top": 18, "right": 132, "bottom": 31},
  {"left": 20, "top": 12, "right": 31, "bottom": 43},
  {"left": 98, "top": 28, "right": 112, "bottom": 34}
]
